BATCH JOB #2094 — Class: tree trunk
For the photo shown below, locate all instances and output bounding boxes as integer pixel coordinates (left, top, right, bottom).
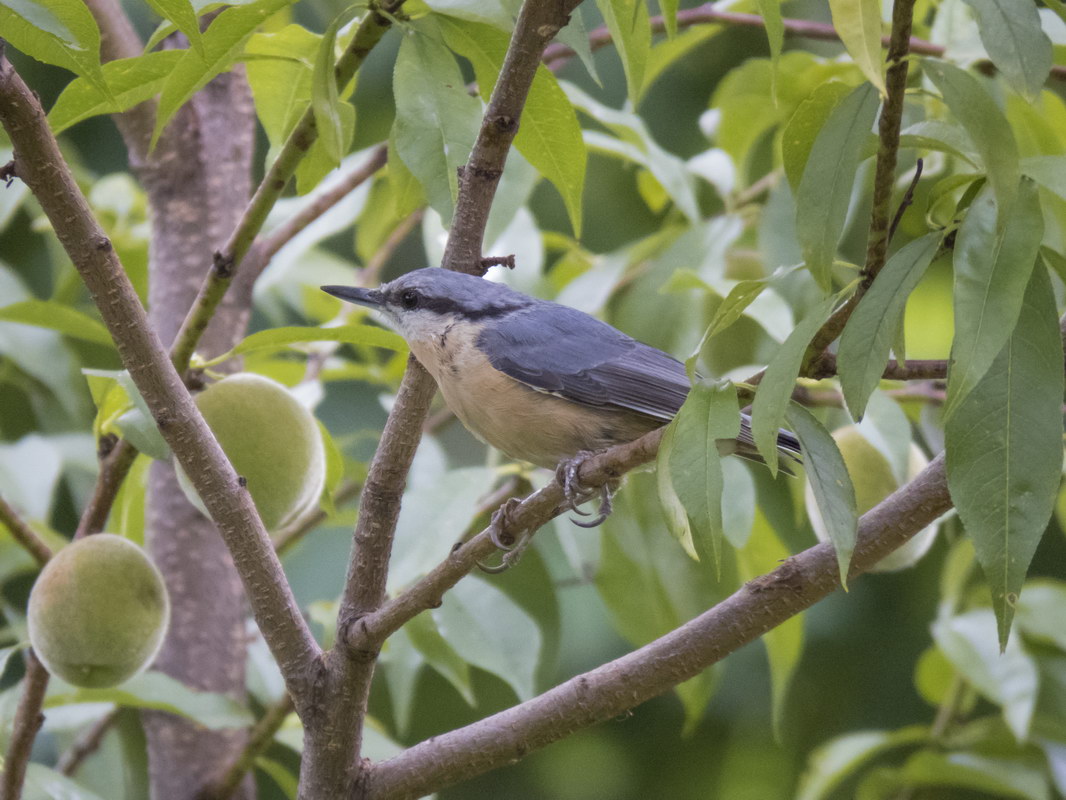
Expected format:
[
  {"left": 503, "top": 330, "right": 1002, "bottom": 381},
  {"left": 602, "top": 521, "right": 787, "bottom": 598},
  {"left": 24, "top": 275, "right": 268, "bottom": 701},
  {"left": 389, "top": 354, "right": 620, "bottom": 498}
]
[{"left": 138, "top": 67, "right": 259, "bottom": 799}]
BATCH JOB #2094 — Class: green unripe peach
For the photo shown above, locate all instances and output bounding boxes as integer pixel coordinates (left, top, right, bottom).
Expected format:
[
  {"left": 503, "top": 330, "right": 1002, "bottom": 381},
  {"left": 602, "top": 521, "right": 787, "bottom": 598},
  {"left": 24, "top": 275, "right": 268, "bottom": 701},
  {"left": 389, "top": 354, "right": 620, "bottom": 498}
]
[
  {"left": 180, "top": 373, "right": 326, "bottom": 532},
  {"left": 807, "top": 425, "right": 937, "bottom": 572},
  {"left": 28, "top": 533, "right": 169, "bottom": 688}
]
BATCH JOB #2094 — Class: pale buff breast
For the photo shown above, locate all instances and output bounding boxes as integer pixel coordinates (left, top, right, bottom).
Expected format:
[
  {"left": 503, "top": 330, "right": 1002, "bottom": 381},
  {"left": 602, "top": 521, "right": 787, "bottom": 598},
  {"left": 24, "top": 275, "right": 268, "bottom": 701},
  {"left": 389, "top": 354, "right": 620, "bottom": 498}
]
[{"left": 408, "top": 323, "right": 660, "bottom": 469}]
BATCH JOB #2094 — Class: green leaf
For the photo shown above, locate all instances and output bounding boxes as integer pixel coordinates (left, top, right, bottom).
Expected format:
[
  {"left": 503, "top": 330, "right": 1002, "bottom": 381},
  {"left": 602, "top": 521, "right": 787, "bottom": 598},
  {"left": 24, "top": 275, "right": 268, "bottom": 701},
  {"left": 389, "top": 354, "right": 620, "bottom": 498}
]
[
  {"left": 203, "top": 324, "right": 406, "bottom": 365},
  {"left": 245, "top": 26, "right": 318, "bottom": 150},
  {"left": 656, "top": 419, "right": 697, "bottom": 559},
  {"left": 256, "top": 757, "right": 298, "bottom": 798},
  {"left": 797, "top": 727, "right": 930, "bottom": 800},
  {"left": 838, "top": 232, "right": 941, "bottom": 419},
  {"left": 933, "top": 609, "right": 1039, "bottom": 740},
  {"left": 82, "top": 368, "right": 171, "bottom": 460},
  {"left": 946, "top": 265, "right": 1063, "bottom": 649},
  {"left": 944, "top": 179, "right": 1043, "bottom": 419},
  {"left": 595, "top": 0, "right": 651, "bottom": 106},
  {"left": 665, "top": 382, "right": 741, "bottom": 572},
  {"left": 751, "top": 296, "right": 835, "bottom": 475},
  {"left": 924, "top": 59, "right": 1021, "bottom": 221},
  {"left": 961, "top": 0, "right": 1053, "bottom": 100},
  {"left": 828, "top": 0, "right": 887, "bottom": 94},
  {"left": 152, "top": 0, "right": 293, "bottom": 149},
  {"left": 737, "top": 510, "right": 803, "bottom": 739},
  {"left": 145, "top": 0, "right": 204, "bottom": 57},
  {"left": 898, "top": 119, "right": 981, "bottom": 167},
  {"left": 391, "top": 24, "right": 481, "bottom": 224},
  {"left": 660, "top": 0, "right": 679, "bottom": 37},
  {"left": 46, "top": 671, "right": 254, "bottom": 729},
  {"left": 898, "top": 750, "right": 1049, "bottom": 800},
  {"left": 795, "top": 82, "right": 879, "bottom": 289},
  {"left": 436, "top": 17, "right": 586, "bottom": 235},
  {"left": 432, "top": 575, "right": 541, "bottom": 701},
  {"left": 22, "top": 763, "right": 108, "bottom": 800},
  {"left": 756, "top": 0, "right": 784, "bottom": 97},
  {"left": 311, "top": 8, "right": 358, "bottom": 166},
  {"left": 0, "top": 300, "right": 113, "bottom": 346},
  {"left": 787, "top": 403, "right": 858, "bottom": 587},
  {"left": 48, "top": 51, "right": 185, "bottom": 134},
  {"left": 781, "top": 80, "right": 852, "bottom": 192},
  {"left": 699, "top": 278, "right": 769, "bottom": 341},
  {"left": 1021, "top": 154, "right": 1066, "bottom": 201},
  {"left": 405, "top": 610, "right": 474, "bottom": 705},
  {"left": 0, "top": 0, "right": 112, "bottom": 103},
  {"left": 1015, "top": 580, "right": 1066, "bottom": 651}
]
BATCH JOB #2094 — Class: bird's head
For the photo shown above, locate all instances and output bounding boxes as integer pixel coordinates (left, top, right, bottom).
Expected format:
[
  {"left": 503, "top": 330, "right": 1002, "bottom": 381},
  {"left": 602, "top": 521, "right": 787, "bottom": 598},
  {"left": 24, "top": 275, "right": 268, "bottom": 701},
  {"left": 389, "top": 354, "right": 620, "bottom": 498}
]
[{"left": 322, "top": 268, "right": 528, "bottom": 346}]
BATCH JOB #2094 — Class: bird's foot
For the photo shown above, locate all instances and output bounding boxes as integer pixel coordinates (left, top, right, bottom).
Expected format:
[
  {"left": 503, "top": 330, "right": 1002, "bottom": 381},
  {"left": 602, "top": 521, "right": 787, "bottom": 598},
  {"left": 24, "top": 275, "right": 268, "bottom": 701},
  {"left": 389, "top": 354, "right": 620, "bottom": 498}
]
[
  {"left": 556, "top": 451, "right": 615, "bottom": 529},
  {"left": 477, "top": 497, "right": 530, "bottom": 574}
]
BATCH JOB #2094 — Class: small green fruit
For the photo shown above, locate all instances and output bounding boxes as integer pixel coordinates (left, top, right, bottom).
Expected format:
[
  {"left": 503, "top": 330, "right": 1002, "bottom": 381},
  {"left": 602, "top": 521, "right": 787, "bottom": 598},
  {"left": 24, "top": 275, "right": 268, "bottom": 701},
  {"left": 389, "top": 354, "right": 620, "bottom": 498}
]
[
  {"left": 180, "top": 373, "right": 326, "bottom": 532},
  {"left": 807, "top": 425, "right": 936, "bottom": 572},
  {"left": 28, "top": 533, "right": 169, "bottom": 688}
]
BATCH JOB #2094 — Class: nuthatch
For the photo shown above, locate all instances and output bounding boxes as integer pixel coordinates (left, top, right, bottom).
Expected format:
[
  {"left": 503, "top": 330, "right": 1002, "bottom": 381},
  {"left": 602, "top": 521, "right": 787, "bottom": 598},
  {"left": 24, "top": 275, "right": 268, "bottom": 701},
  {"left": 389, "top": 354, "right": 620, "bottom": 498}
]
[{"left": 322, "top": 268, "right": 801, "bottom": 538}]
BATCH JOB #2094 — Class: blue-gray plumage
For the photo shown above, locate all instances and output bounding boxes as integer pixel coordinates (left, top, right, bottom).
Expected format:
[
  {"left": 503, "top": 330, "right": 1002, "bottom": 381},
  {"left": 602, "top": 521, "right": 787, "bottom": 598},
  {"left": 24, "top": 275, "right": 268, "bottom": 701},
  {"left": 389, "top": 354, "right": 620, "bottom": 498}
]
[{"left": 321, "top": 268, "right": 801, "bottom": 472}]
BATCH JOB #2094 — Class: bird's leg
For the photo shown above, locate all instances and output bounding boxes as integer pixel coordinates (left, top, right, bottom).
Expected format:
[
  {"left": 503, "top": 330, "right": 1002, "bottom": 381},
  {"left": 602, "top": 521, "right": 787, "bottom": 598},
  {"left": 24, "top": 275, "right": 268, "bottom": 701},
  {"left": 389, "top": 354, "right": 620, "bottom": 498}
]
[
  {"left": 556, "top": 451, "right": 616, "bottom": 528},
  {"left": 477, "top": 497, "right": 531, "bottom": 573}
]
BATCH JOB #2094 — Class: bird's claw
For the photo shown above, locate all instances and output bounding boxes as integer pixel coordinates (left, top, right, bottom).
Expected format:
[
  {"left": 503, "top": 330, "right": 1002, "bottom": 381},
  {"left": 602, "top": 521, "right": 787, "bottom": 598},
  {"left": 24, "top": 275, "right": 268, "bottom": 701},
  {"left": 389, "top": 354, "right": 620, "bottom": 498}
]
[
  {"left": 556, "top": 451, "right": 615, "bottom": 528},
  {"left": 477, "top": 497, "right": 530, "bottom": 574}
]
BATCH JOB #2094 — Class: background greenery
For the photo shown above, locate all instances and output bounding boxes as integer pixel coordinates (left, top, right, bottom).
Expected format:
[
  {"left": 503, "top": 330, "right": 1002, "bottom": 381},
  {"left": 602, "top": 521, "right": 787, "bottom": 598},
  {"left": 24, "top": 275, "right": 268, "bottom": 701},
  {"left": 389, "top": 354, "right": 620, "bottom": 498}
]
[{"left": 3, "top": 0, "right": 1066, "bottom": 797}]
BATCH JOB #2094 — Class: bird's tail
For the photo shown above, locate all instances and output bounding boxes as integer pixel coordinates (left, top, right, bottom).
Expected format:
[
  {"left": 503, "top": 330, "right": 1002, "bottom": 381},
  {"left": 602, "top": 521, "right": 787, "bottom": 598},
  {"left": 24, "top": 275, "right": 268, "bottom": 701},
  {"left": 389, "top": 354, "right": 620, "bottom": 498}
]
[{"left": 729, "top": 412, "right": 803, "bottom": 476}]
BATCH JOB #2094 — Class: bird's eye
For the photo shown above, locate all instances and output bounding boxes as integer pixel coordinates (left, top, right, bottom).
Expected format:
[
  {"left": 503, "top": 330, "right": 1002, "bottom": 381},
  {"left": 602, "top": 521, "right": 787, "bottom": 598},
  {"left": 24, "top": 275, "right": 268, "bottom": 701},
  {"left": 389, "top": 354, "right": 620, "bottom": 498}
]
[{"left": 399, "top": 289, "right": 419, "bottom": 310}]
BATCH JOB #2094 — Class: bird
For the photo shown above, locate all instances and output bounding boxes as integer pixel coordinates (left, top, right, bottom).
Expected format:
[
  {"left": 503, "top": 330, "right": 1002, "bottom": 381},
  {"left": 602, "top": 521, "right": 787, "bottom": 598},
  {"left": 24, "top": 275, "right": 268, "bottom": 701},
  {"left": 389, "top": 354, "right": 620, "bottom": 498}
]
[{"left": 322, "top": 268, "right": 801, "bottom": 553}]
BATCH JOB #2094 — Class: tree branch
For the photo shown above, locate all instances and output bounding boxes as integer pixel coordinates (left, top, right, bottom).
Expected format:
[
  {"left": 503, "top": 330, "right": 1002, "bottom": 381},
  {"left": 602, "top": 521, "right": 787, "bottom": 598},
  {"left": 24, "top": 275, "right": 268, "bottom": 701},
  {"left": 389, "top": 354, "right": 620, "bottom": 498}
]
[
  {"left": 805, "top": 0, "right": 919, "bottom": 366},
  {"left": 73, "top": 437, "right": 139, "bottom": 540},
  {"left": 56, "top": 710, "right": 119, "bottom": 776},
  {"left": 168, "top": 5, "right": 403, "bottom": 374},
  {"left": 368, "top": 454, "right": 951, "bottom": 799},
  {"left": 0, "top": 53, "right": 321, "bottom": 710},
  {"left": 541, "top": 2, "right": 1066, "bottom": 83},
  {"left": 0, "top": 651, "right": 50, "bottom": 800},
  {"left": 0, "top": 494, "right": 51, "bottom": 566}
]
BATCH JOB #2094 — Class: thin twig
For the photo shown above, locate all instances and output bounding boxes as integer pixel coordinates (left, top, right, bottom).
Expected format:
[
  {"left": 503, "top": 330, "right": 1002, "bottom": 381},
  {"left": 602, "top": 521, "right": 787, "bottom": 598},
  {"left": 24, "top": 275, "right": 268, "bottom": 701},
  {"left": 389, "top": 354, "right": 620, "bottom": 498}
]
[
  {"left": 57, "top": 710, "right": 120, "bottom": 776},
  {"left": 541, "top": 2, "right": 1066, "bottom": 83},
  {"left": 167, "top": 3, "right": 406, "bottom": 374},
  {"left": 0, "top": 52, "right": 321, "bottom": 711},
  {"left": 363, "top": 208, "right": 424, "bottom": 288},
  {"left": 0, "top": 652, "right": 50, "bottom": 800},
  {"left": 804, "top": 0, "right": 920, "bottom": 368},
  {"left": 273, "top": 478, "right": 365, "bottom": 557},
  {"left": 888, "top": 159, "right": 924, "bottom": 243},
  {"left": 206, "top": 694, "right": 295, "bottom": 800},
  {"left": 367, "top": 454, "right": 952, "bottom": 798},
  {"left": 0, "top": 494, "right": 52, "bottom": 566},
  {"left": 73, "top": 437, "right": 139, "bottom": 540}
]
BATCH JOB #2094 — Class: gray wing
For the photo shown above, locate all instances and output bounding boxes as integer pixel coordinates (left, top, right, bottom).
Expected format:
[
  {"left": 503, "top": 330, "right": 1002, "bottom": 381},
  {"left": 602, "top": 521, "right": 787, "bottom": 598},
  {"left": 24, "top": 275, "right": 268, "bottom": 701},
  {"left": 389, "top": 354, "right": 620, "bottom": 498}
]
[{"left": 478, "top": 302, "right": 689, "bottom": 420}]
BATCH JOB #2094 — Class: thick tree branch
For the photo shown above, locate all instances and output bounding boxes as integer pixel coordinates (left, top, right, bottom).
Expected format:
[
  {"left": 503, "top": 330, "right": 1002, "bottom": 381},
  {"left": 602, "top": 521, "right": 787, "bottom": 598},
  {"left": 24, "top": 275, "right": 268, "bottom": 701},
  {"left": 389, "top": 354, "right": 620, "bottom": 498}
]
[
  {"left": 168, "top": 5, "right": 403, "bottom": 374},
  {"left": 542, "top": 2, "right": 1066, "bottom": 83},
  {"left": 0, "top": 652, "right": 50, "bottom": 800},
  {"left": 0, "top": 494, "right": 51, "bottom": 566},
  {"left": 368, "top": 454, "right": 951, "bottom": 799},
  {"left": 0, "top": 54, "right": 321, "bottom": 710},
  {"left": 805, "top": 0, "right": 918, "bottom": 366}
]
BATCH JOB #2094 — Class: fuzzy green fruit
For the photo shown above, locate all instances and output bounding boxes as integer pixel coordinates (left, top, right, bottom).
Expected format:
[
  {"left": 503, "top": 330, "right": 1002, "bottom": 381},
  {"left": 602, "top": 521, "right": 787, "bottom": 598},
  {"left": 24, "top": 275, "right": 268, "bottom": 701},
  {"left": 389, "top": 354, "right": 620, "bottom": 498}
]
[
  {"left": 180, "top": 373, "right": 326, "bottom": 532},
  {"left": 807, "top": 426, "right": 937, "bottom": 573},
  {"left": 28, "top": 534, "right": 169, "bottom": 688}
]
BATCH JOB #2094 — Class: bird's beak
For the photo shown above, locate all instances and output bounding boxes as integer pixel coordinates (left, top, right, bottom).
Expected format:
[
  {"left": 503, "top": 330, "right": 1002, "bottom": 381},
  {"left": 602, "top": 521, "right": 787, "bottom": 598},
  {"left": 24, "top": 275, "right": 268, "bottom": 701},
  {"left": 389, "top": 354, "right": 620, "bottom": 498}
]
[{"left": 321, "top": 285, "right": 384, "bottom": 309}]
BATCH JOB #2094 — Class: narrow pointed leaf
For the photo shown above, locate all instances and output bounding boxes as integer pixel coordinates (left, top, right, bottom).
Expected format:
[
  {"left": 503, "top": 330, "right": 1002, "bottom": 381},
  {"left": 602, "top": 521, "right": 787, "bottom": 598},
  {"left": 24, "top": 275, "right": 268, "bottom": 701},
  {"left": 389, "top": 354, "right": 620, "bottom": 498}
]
[
  {"left": 656, "top": 419, "right": 697, "bottom": 559},
  {"left": 782, "top": 80, "right": 852, "bottom": 192},
  {"left": 391, "top": 23, "right": 481, "bottom": 224},
  {"left": 924, "top": 59, "right": 1020, "bottom": 220},
  {"left": 961, "top": 0, "right": 1052, "bottom": 100},
  {"left": 838, "top": 232, "right": 941, "bottom": 419},
  {"left": 666, "top": 382, "right": 740, "bottom": 572},
  {"left": 145, "top": 0, "right": 204, "bottom": 57},
  {"left": 751, "top": 296, "right": 835, "bottom": 475},
  {"left": 756, "top": 0, "right": 784, "bottom": 97},
  {"left": 436, "top": 17, "right": 586, "bottom": 235},
  {"left": 203, "top": 324, "right": 405, "bottom": 365},
  {"left": 944, "top": 179, "right": 1043, "bottom": 419},
  {"left": 595, "top": 0, "right": 650, "bottom": 105},
  {"left": 48, "top": 51, "right": 184, "bottom": 134},
  {"left": 795, "top": 82, "right": 879, "bottom": 289},
  {"left": 0, "top": 300, "right": 113, "bottom": 346},
  {"left": 828, "top": 0, "right": 887, "bottom": 94},
  {"left": 946, "top": 265, "right": 1063, "bottom": 649},
  {"left": 311, "top": 9, "right": 356, "bottom": 166},
  {"left": 787, "top": 403, "right": 858, "bottom": 587}
]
